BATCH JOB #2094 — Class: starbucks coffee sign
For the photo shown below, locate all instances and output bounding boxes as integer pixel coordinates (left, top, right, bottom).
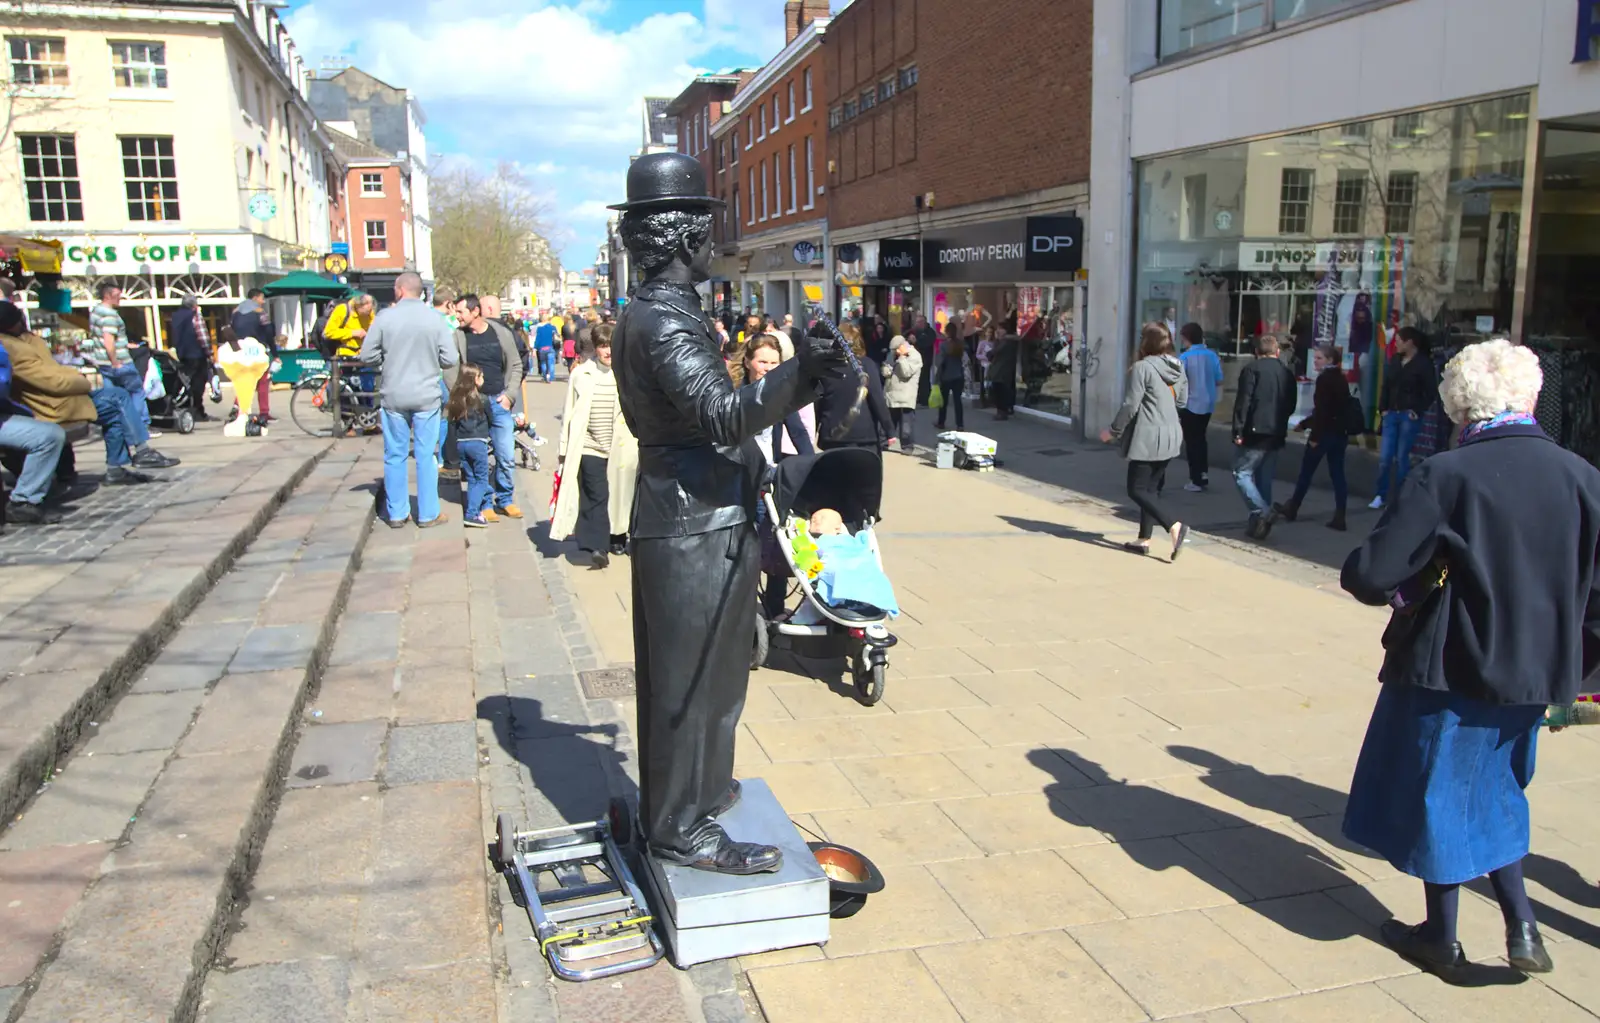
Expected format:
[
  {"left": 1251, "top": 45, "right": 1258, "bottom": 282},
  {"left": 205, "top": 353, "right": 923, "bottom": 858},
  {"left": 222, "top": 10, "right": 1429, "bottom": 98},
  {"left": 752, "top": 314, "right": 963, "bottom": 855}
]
[{"left": 50, "top": 232, "right": 263, "bottom": 274}]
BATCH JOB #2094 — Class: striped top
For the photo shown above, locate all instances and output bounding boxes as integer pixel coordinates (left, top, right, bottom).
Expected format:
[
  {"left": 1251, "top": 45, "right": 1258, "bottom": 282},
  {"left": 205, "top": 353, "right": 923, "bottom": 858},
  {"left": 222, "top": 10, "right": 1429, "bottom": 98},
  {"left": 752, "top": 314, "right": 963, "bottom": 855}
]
[
  {"left": 584, "top": 367, "right": 618, "bottom": 457},
  {"left": 87, "top": 303, "right": 129, "bottom": 363}
]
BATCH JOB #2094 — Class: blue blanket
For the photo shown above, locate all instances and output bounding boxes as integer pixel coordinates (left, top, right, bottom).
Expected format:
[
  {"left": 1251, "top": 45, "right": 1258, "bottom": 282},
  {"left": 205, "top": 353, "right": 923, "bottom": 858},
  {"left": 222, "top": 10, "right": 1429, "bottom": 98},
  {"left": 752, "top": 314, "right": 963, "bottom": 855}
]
[{"left": 812, "top": 532, "right": 899, "bottom": 616}]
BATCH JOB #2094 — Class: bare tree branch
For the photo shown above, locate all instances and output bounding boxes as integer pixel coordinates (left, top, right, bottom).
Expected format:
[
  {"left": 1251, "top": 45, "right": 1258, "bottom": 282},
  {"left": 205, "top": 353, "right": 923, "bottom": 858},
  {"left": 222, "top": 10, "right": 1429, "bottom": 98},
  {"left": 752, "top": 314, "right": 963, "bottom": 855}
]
[{"left": 430, "top": 161, "right": 553, "bottom": 297}]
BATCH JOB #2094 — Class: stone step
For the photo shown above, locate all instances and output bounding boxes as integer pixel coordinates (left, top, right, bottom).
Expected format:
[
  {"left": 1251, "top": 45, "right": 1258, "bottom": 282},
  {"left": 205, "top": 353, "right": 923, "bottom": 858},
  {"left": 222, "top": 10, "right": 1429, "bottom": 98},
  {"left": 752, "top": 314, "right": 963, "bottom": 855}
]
[
  {"left": 0, "top": 443, "right": 331, "bottom": 829},
  {"left": 0, "top": 442, "right": 382, "bottom": 1023}
]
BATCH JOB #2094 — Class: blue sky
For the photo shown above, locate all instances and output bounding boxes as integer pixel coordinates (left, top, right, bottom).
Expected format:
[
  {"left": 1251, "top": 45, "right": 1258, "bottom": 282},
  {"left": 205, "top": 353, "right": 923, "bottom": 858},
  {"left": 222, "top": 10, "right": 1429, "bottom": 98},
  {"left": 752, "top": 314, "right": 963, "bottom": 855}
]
[{"left": 284, "top": 0, "right": 802, "bottom": 268}]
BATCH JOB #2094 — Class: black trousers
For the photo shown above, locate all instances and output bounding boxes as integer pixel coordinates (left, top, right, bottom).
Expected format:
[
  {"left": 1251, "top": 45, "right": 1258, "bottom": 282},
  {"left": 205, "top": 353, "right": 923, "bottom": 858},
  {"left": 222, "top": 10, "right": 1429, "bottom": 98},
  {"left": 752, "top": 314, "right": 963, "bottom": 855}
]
[
  {"left": 991, "top": 379, "right": 1017, "bottom": 414},
  {"left": 890, "top": 407, "right": 915, "bottom": 447},
  {"left": 1178, "top": 409, "right": 1212, "bottom": 485},
  {"left": 1127, "top": 459, "right": 1175, "bottom": 540},
  {"left": 179, "top": 358, "right": 210, "bottom": 416},
  {"left": 575, "top": 454, "right": 611, "bottom": 553},
  {"left": 632, "top": 523, "right": 759, "bottom": 856}
]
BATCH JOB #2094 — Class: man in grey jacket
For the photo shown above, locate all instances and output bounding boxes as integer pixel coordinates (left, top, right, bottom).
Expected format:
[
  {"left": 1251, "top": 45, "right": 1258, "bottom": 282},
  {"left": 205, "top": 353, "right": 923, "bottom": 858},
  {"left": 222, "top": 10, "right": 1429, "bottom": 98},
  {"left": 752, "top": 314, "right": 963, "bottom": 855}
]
[{"left": 359, "top": 272, "right": 458, "bottom": 528}]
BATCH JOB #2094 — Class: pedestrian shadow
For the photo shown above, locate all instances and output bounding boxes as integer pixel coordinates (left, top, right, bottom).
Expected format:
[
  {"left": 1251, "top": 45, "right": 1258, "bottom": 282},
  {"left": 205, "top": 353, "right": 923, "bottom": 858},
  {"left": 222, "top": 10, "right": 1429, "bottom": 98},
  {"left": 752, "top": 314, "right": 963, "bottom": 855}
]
[
  {"left": 997, "top": 514, "right": 1139, "bottom": 554},
  {"left": 525, "top": 519, "right": 568, "bottom": 561},
  {"left": 759, "top": 639, "right": 857, "bottom": 703},
  {"left": 477, "top": 694, "right": 635, "bottom": 839},
  {"left": 1031, "top": 748, "right": 1527, "bottom": 987}
]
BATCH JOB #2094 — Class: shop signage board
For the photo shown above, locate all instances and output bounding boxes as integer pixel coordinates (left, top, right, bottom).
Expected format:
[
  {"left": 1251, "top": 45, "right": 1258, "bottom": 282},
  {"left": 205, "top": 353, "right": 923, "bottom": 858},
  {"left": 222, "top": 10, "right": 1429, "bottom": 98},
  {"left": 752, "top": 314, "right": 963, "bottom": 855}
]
[
  {"left": 50, "top": 232, "right": 263, "bottom": 274},
  {"left": 923, "top": 215, "right": 1083, "bottom": 282},
  {"left": 756, "top": 240, "right": 825, "bottom": 275},
  {"left": 1237, "top": 239, "right": 1404, "bottom": 273},
  {"left": 877, "top": 239, "right": 920, "bottom": 280}
]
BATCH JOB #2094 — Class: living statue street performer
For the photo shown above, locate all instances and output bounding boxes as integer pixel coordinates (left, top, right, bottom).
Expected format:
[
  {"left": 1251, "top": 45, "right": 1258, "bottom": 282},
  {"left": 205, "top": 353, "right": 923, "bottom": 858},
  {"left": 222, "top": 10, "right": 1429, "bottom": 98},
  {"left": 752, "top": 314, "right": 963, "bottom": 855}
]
[{"left": 610, "top": 152, "right": 845, "bottom": 875}]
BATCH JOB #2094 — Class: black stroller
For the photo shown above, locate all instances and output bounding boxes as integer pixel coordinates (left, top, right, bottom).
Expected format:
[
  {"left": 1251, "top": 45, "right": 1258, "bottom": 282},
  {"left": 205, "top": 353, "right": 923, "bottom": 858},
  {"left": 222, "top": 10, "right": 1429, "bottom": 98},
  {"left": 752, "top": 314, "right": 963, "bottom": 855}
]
[
  {"left": 758, "top": 447, "right": 897, "bottom": 706},
  {"left": 129, "top": 344, "right": 197, "bottom": 434}
]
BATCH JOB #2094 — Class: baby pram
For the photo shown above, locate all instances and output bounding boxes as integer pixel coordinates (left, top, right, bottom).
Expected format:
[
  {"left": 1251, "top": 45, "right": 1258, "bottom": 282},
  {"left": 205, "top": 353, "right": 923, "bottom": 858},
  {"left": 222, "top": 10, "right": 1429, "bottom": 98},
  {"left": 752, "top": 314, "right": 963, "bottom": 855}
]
[
  {"left": 759, "top": 447, "right": 897, "bottom": 706},
  {"left": 129, "top": 344, "right": 197, "bottom": 434}
]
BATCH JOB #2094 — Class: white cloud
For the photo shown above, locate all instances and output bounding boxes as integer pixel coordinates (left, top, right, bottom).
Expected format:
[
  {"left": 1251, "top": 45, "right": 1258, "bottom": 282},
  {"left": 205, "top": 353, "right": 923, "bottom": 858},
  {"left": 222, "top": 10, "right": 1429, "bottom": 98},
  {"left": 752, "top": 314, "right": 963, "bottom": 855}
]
[{"left": 286, "top": 0, "right": 771, "bottom": 265}]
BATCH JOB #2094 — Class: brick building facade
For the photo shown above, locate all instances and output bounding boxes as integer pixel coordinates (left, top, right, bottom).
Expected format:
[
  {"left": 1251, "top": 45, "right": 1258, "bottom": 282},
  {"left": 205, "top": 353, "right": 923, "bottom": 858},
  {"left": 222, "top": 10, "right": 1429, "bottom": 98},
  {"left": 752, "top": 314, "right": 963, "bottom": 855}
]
[
  {"left": 709, "top": 0, "right": 831, "bottom": 321},
  {"left": 821, "top": 0, "right": 1094, "bottom": 421},
  {"left": 328, "top": 130, "right": 410, "bottom": 282}
]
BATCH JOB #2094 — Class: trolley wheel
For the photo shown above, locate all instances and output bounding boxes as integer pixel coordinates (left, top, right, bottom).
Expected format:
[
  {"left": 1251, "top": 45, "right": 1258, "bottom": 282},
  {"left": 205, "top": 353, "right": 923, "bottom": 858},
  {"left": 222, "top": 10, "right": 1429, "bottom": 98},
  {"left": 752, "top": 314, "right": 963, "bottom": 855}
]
[
  {"left": 496, "top": 813, "right": 516, "bottom": 870},
  {"left": 752, "top": 613, "right": 770, "bottom": 671},
  {"left": 852, "top": 658, "right": 886, "bottom": 707},
  {"left": 608, "top": 796, "right": 634, "bottom": 847},
  {"left": 176, "top": 409, "right": 195, "bottom": 434}
]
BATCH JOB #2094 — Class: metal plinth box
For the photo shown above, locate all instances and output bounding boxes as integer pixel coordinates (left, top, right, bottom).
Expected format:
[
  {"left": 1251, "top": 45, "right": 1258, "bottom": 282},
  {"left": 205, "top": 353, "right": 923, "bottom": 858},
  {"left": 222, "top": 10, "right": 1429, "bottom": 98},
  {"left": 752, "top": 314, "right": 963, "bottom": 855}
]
[{"left": 641, "top": 778, "right": 829, "bottom": 967}]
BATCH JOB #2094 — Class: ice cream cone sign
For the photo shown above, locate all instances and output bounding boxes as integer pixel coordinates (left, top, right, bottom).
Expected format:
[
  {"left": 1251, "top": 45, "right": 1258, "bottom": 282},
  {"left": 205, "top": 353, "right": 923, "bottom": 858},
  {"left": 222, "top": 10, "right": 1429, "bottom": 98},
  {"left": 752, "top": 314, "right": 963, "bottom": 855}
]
[{"left": 219, "top": 337, "right": 272, "bottom": 437}]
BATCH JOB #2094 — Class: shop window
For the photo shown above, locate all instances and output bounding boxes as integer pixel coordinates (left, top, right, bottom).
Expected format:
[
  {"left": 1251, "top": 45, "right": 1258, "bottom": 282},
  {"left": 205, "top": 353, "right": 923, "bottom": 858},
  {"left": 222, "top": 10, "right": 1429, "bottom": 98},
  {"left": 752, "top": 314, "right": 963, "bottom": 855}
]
[
  {"left": 897, "top": 65, "right": 917, "bottom": 91},
  {"left": 1160, "top": 0, "right": 1370, "bottom": 60},
  {"left": 364, "top": 219, "right": 387, "bottom": 253},
  {"left": 110, "top": 40, "right": 167, "bottom": 89},
  {"left": 8, "top": 36, "right": 67, "bottom": 86},
  {"left": 1278, "top": 168, "right": 1312, "bottom": 235},
  {"left": 19, "top": 133, "right": 83, "bottom": 222},
  {"left": 1333, "top": 170, "right": 1367, "bottom": 235},
  {"left": 1182, "top": 174, "right": 1208, "bottom": 239},
  {"left": 120, "top": 135, "right": 179, "bottom": 221},
  {"left": 1384, "top": 171, "right": 1417, "bottom": 234},
  {"left": 360, "top": 171, "right": 384, "bottom": 196}
]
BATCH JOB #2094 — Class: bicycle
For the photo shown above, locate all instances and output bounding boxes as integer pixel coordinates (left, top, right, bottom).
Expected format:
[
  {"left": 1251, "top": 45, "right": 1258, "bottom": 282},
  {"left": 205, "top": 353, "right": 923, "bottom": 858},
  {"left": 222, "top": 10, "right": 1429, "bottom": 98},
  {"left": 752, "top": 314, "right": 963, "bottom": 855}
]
[{"left": 289, "top": 361, "right": 381, "bottom": 438}]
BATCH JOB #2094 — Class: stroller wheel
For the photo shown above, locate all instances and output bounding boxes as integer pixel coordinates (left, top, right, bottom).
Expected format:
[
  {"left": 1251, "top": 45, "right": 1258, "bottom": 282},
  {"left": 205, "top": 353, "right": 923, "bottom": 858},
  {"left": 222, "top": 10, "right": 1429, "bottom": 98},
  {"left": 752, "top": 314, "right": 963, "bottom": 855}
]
[
  {"left": 851, "top": 657, "right": 886, "bottom": 707},
  {"left": 752, "top": 613, "right": 770, "bottom": 670},
  {"left": 176, "top": 410, "right": 195, "bottom": 435}
]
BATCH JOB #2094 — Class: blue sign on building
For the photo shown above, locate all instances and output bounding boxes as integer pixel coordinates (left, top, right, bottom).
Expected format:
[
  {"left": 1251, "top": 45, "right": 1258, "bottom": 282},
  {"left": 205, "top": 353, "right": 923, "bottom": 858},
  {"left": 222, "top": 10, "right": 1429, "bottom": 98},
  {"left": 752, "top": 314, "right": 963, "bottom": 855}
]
[
  {"left": 1579, "top": 0, "right": 1599, "bottom": 62},
  {"left": 331, "top": 241, "right": 351, "bottom": 256}
]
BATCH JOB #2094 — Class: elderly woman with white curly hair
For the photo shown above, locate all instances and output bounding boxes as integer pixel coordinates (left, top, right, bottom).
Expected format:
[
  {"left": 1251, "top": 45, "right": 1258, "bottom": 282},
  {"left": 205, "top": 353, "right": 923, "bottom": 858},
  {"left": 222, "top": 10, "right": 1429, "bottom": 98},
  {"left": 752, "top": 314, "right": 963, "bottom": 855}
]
[{"left": 1340, "top": 338, "right": 1600, "bottom": 982}]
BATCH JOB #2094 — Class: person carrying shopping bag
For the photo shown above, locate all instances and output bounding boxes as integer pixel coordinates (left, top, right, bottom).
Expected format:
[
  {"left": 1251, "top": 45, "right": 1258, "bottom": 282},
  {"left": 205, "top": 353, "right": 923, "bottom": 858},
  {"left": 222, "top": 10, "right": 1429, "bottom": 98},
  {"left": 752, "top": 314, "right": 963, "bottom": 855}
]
[{"left": 550, "top": 324, "right": 638, "bottom": 570}]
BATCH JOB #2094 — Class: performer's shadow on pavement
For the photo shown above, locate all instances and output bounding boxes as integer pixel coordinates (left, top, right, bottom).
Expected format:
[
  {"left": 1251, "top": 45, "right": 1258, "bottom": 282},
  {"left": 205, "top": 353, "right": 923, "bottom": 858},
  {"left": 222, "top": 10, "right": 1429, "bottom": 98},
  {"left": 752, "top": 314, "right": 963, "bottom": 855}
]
[
  {"left": 477, "top": 694, "right": 636, "bottom": 830},
  {"left": 1029, "top": 747, "right": 1528, "bottom": 987}
]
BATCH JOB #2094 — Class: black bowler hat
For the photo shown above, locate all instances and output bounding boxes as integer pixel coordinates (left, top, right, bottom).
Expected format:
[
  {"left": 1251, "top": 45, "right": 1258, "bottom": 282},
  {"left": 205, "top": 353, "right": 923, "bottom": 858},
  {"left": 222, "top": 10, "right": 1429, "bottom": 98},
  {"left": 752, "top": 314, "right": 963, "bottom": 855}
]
[{"left": 608, "top": 152, "right": 726, "bottom": 212}]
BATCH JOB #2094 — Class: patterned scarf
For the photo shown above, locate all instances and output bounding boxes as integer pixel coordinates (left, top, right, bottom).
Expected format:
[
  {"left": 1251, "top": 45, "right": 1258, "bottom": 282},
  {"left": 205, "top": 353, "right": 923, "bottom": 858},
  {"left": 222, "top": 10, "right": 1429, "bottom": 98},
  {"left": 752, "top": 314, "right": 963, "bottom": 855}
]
[{"left": 1459, "top": 410, "right": 1538, "bottom": 445}]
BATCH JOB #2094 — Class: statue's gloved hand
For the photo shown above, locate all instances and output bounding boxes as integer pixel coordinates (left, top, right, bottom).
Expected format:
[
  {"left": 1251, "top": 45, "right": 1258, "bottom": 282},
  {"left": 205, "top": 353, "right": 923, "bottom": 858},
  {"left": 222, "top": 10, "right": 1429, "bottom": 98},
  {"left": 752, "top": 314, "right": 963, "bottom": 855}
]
[{"left": 798, "top": 334, "right": 849, "bottom": 381}]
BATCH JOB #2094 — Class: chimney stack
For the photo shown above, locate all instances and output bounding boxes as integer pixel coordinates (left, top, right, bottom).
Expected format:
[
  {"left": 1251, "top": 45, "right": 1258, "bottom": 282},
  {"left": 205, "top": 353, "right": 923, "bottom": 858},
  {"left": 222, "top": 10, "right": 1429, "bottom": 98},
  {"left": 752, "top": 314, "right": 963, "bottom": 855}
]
[{"left": 784, "top": 0, "right": 830, "bottom": 45}]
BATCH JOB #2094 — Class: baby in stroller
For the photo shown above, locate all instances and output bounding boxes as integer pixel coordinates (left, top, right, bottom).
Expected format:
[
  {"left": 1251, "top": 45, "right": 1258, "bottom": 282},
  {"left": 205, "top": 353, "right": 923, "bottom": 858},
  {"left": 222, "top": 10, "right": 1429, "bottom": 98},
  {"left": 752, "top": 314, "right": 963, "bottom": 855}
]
[{"left": 760, "top": 448, "right": 899, "bottom": 705}]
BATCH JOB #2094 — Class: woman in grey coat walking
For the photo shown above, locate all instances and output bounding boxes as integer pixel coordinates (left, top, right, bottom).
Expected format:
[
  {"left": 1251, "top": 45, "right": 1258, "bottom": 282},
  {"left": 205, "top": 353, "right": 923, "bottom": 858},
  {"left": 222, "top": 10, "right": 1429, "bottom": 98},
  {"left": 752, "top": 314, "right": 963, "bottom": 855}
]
[{"left": 1101, "top": 323, "right": 1191, "bottom": 560}]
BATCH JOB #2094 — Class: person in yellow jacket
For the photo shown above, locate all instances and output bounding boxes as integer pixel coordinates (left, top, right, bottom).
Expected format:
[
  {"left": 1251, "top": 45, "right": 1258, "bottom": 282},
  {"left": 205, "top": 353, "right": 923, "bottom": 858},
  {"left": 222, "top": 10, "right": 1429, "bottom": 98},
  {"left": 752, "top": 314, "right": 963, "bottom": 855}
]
[{"left": 324, "top": 293, "right": 376, "bottom": 358}]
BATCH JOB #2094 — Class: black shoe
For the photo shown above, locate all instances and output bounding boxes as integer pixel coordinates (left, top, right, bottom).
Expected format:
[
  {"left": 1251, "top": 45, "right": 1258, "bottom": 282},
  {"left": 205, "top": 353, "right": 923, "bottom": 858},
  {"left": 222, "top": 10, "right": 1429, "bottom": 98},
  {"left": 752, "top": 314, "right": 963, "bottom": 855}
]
[
  {"left": 1507, "top": 920, "right": 1553, "bottom": 973},
  {"left": 609, "top": 537, "right": 629, "bottom": 556},
  {"left": 6, "top": 501, "right": 63, "bottom": 525},
  {"left": 131, "top": 449, "right": 180, "bottom": 469},
  {"left": 1381, "top": 919, "right": 1469, "bottom": 982},
  {"left": 589, "top": 551, "right": 610, "bottom": 571},
  {"left": 1273, "top": 501, "right": 1299, "bottom": 523},
  {"left": 708, "top": 780, "right": 742, "bottom": 818},
  {"left": 105, "top": 466, "right": 153, "bottom": 485},
  {"left": 1327, "top": 511, "right": 1348, "bottom": 532},
  {"left": 652, "top": 829, "right": 783, "bottom": 876}
]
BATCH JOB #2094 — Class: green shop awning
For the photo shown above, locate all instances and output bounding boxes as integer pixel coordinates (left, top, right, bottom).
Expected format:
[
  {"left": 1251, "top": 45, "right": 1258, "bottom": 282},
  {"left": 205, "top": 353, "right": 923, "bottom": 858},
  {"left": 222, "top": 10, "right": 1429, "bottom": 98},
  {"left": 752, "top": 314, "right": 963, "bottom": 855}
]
[{"left": 262, "top": 270, "right": 349, "bottom": 300}]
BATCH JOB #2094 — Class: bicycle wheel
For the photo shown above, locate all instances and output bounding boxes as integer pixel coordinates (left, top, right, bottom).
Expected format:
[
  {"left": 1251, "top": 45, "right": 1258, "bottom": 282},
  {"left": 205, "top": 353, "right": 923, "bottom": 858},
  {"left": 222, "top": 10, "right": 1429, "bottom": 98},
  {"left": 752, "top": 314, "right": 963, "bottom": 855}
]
[{"left": 290, "top": 376, "right": 342, "bottom": 437}]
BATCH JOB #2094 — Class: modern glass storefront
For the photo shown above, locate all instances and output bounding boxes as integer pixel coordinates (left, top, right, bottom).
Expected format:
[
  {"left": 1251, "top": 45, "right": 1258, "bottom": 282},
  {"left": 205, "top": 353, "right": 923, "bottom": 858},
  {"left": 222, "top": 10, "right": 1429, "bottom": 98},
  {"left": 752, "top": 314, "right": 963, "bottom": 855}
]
[
  {"left": 1134, "top": 92, "right": 1533, "bottom": 426},
  {"left": 1159, "top": 0, "right": 1377, "bottom": 60}
]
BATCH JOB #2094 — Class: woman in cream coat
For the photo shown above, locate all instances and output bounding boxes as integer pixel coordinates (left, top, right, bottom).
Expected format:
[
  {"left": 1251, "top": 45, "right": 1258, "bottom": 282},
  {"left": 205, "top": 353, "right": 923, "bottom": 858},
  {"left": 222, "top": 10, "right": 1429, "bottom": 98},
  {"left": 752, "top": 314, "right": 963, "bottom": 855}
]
[{"left": 550, "top": 325, "right": 638, "bottom": 569}]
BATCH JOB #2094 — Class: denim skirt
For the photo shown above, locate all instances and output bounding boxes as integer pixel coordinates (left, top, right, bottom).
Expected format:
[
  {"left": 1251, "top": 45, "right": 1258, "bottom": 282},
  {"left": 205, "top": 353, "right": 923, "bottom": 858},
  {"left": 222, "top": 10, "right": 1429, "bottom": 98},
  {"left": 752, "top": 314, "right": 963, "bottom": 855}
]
[{"left": 1342, "top": 684, "right": 1542, "bottom": 885}]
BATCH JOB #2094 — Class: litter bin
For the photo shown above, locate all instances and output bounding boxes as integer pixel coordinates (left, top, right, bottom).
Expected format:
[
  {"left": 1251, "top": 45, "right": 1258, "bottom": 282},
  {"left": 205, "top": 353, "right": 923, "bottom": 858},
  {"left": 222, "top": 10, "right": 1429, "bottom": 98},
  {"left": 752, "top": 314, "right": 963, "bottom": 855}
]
[{"left": 273, "top": 348, "right": 327, "bottom": 385}]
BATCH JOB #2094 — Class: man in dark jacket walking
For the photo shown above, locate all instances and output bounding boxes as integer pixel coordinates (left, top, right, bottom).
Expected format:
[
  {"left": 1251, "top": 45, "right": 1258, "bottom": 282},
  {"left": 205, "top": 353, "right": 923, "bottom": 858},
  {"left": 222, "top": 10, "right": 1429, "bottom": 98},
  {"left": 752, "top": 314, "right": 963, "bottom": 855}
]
[
  {"left": 171, "top": 295, "right": 211, "bottom": 421},
  {"left": 911, "top": 313, "right": 937, "bottom": 406},
  {"left": 1231, "top": 335, "right": 1297, "bottom": 539}
]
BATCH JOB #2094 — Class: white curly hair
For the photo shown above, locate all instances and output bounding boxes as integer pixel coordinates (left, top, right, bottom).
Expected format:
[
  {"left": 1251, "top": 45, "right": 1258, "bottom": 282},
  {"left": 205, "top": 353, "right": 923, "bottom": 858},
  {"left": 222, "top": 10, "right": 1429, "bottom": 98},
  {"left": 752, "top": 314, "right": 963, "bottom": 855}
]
[{"left": 1438, "top": 338, "right": 1542, "bottom": 425}]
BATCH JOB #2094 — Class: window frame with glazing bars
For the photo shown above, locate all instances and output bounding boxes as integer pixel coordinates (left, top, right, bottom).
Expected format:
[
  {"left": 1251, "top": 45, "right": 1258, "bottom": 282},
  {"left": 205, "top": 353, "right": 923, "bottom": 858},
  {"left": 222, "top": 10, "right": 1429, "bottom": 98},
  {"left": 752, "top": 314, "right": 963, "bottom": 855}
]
[
  {"left": 1384, "top": 170, "right": 1417, "bottom": 235},
  {"left": 879, "top": 77, "right": 896, "bottom": 103},
  {"left": 860, "top": 87, "right": 877, "bottom": 112},
  {"left": 1332, "top": 169, "right": 1367, "bottom": 236},
  {"left": 1278, "top": 167, "right": 1312, "bottom": 235},
  {"left": 120, "top": 135, "right": 180, "bottom": 222},
  {"left": 829, "top": 106, "right": 843, "bottom": 130},
  {"left": 19, "top": 133, "right": 84, "bottom": 222},
  {"left": 109, "top": 40, "right": 168, "bottom": 89},
  {"left": 359, "top": 171, "right": 384, "bottom": 196},
  {"left": 8, "top": 36, "right": 68, "bottom": 87},
  {"left": 897, "top": 65, "right": 918, "bottom": 91},
  {"left": 843, "top": 99, "right": 858, "bottom": 121},
  {"left": 364, "top": 219, "right": 388, "bottom": 253}
]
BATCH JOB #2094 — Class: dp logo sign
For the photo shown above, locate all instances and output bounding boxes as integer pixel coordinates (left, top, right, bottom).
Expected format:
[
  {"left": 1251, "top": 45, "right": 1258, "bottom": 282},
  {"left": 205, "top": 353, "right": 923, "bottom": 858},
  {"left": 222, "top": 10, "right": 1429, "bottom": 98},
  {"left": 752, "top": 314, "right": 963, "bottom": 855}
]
[{"left": 1024, "top": 216, "right": 1083, "bottom": 273}]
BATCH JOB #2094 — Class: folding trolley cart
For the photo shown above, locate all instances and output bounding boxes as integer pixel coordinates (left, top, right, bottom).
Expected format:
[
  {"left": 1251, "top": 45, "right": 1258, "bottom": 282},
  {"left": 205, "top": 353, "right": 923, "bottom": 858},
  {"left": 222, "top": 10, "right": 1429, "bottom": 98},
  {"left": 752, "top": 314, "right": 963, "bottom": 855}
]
[{"left": 495, "top": 801, "right": 664, "bottom": 982}]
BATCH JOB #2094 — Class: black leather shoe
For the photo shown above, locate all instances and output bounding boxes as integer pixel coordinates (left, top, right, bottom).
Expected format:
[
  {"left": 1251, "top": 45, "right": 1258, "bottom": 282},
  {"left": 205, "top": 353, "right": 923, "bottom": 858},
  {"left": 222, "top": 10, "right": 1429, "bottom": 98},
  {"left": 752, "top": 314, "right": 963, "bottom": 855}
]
[
  {"left": 589, "top": 551, "right": 610, "bottom": 571},
  {"left": 132, "top": 449, "right": 180, "bottom": 469},
  {"left": 654, "top": 831, "right": 783, "bottom": 876},
  {"left": 1507, "top": 920, "right": 1553, "bottom": 973},
  {"left": 1381, "top": 919, "right": 1469, "bottom": 982},
  {"left": 708, "top": 780, "right": 742, "bottom": 818},
  {"left": 105, "top": 466, "right": 153, "bottom": 485},
  {"left": 6, "top": 501, "right": 63, "bottom": 525}
]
